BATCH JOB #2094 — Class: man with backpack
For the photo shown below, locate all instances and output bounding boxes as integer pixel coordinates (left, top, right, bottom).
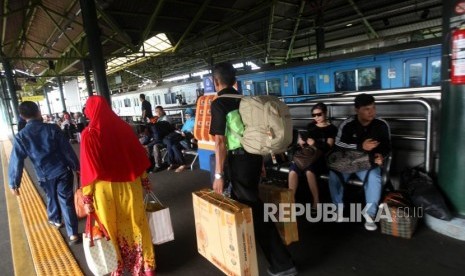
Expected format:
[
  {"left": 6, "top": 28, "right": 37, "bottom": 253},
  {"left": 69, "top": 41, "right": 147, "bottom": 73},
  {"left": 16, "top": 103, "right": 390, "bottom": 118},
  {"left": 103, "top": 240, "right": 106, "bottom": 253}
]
[{"left": 210, "top": 62, "right": 297, "bottom": 276}]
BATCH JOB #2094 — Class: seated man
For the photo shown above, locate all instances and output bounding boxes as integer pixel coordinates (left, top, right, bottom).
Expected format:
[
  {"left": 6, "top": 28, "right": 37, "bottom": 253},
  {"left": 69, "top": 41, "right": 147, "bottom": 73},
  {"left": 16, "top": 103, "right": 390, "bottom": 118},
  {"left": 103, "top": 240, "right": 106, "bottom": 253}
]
[
  {"left": 328, "top": 93, "right": 391, "bottom": 231},
  {"left": 178, "top": 107, "right": 196, "bottom": 150},
  {"left": 145, "top": 117, "right": 174, "bottom": 172}
]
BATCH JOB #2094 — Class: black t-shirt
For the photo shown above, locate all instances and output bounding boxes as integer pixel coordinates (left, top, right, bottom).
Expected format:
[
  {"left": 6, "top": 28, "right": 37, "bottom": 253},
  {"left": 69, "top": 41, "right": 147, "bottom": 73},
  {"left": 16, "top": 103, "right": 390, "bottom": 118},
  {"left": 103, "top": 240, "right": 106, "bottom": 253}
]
[
  {"left": 141, "top": 100, "right": 153, "bottom": 119},
  {"left": 306, "top": 122, "right": 338, "bottom": 153},
  {"left": 209, "top": 87, "right": 241, "bottom": 136}
]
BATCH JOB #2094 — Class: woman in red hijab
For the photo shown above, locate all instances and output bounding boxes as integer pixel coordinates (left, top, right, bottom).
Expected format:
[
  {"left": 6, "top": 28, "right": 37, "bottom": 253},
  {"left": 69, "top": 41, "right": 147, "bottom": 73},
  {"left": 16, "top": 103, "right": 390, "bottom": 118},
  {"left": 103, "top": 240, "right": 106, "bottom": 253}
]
[{"left": 80, "top": 96, "right": 155, "bottom": 275}]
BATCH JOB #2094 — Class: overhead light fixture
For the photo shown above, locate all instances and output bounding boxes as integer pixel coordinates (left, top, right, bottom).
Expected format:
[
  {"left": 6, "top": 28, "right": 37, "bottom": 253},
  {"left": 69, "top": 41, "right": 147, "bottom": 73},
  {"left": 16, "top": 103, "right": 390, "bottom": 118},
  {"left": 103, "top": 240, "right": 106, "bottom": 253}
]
[
  {"left": 383, "top": 18, "right": 390, "bottom": 26},
  {"left": 346, "top": 23, "right": 353, "bottom": 27},
  {"left": 421, "top": 9, "right": 429, "bottom": 19}
]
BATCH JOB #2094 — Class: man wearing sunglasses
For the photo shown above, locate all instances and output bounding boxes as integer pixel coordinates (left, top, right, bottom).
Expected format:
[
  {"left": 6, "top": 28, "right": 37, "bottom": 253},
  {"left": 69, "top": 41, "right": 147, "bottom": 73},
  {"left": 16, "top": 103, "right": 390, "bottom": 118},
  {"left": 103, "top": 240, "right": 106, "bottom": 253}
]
[{"left": 328, "top": 93, "right": 391, "bottom": 231}]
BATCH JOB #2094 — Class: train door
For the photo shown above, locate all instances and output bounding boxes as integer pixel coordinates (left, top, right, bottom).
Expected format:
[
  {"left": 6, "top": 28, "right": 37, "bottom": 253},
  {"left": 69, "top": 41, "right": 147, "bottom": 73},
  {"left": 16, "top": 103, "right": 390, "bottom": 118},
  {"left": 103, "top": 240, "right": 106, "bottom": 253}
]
[
  {"left": 428, "top": 57, "right": 441, "bottom": 86},
  {"left": 294, "top": 74, "right": 317, "bottom": 95},
  {"left": 405, "top": 58, "right": 426, "bottom": 87},
  {"left": 294, "top": 75, "right": 305, "bottom": 95},
  {"left": 306, "top": 74, "right": 317, "bottom": 94}
]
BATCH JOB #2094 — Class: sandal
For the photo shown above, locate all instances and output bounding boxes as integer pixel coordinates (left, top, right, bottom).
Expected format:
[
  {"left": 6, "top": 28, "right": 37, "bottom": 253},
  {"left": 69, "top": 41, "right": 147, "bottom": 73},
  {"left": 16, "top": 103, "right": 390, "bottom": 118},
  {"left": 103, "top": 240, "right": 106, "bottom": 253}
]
[{"left": 175, "top": 165, "right": 186, "bottom": 173}]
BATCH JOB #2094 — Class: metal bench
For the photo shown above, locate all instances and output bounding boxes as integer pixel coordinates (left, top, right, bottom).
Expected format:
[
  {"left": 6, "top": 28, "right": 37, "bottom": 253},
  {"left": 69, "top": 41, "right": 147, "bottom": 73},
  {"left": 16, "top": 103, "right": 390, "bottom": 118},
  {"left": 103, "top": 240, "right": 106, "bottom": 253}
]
[{"left": 269, "top": 154, "right": 392, "bottom": 187}]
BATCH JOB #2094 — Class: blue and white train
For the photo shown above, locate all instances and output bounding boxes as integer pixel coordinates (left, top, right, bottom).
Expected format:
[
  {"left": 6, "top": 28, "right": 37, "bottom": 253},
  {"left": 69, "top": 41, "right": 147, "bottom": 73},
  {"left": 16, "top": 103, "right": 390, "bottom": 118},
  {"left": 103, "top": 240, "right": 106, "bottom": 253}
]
[
  {"left": 236, "top": 41, "right": 441, "bottom": 100},
  {"left": 111, "top": 41, "right": 442, "bottom": 119}
]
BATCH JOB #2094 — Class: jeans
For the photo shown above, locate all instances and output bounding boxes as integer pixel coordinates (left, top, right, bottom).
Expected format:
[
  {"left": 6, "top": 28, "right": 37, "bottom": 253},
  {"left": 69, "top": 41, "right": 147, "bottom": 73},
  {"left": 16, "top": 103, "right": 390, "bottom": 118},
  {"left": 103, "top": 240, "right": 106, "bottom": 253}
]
[
  {"left": 228, "top": 151, "right": 294, "bottom": 272},
  {"left": 163, "top": 134, "right": 185, "bottom": 165},
  {"left": 38, "top": 170, "right": 78, "bottom": 237},
  {"left": 328, "top": 167, "right": 382, "bottom": 217}
]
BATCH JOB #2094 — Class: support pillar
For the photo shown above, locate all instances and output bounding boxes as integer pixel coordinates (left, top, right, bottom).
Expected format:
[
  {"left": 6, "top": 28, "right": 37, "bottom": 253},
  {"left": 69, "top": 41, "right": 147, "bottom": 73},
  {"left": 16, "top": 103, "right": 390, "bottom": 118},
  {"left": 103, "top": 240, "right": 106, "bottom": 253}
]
[
  {"left": 82, "top": 59, "right": 94, "bottom": 97},
  {"left": 43, "top": 88, "right": 52, "bottom": 116},
  {"left": 1, "top": 58, "right": 20, "bottom": 124},
  {"left": 79, "top": 0, "right": 111, "bottom": 104},
  {"left": 57, "top": 76, "right": 67, "bottom": 112},
  {"left": 438, "top": 0, "right": 465, "bottom": 216}
]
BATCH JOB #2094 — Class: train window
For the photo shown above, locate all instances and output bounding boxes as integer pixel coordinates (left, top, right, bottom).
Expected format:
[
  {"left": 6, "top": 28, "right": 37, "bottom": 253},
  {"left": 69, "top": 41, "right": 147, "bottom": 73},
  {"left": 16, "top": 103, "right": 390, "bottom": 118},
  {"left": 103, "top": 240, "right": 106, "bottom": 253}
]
[
  {"left": 254, "top": 81, "right": 267, "bottom": 95},
  {"left": 408, "top": 62, "right": 423, "bottom": 87},
  {"left": 295, "top": 77, "right": 304, "bottom": 95},
  {"left": 307, "top": 76, "right": 317, "bottom": 94},
  {"left": 358, "top": 67, "right": 381, "bottom": 91},
  {"left": 134, "top": 98, "right": 140, "bottom": 107},
  {"left": 157, "top": 95, "right": 161, "bottom": 105},
  {"left": 164, "top": 94, "right": 172, "bottom": 104},
  {"left": 124, "top": 98, "right": 131, "bottom": 107},
  {"left": 335, "top": 70, "right": 356, "bottom": 92},
  {"left": 267, "top": 79, "right": 281, "bottom": 96},
  {"left": 430, "top": 59, "right": 441, "bottom": 86},
  {"left": 118, "top": 100, "right": 122, "bottom": 108}
]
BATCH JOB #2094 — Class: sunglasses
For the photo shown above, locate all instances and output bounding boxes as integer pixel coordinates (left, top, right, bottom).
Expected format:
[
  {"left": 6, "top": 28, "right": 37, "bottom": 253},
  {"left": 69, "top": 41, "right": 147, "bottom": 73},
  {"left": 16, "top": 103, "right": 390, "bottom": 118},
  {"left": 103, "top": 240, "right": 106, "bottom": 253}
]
[{"left": 312, "top": 112, "right": 323, "bottom": 117}]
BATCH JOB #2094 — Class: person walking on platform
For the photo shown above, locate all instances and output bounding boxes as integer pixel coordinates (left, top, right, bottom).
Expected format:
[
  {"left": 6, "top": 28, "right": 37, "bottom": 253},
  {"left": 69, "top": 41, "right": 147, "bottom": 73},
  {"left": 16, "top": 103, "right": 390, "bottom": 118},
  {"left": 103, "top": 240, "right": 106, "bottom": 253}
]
[
  {"left": 8, "top": 101, "right": 80, "bottom": 245},
  {"left": 140, "top": 93, "right": 153, "bottom": 123},
  {"left": 80, "top": 96, "right": 155, "bottom": 275},
  {"left": 210, "top": 62, "right": 298, "bottom": 276}
]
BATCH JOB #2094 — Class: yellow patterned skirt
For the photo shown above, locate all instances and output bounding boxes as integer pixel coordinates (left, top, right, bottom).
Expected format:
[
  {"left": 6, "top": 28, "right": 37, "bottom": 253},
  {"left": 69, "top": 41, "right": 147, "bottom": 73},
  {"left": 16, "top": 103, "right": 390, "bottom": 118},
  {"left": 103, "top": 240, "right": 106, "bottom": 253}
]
[{"left": 83, "top": 174, "right": 155, "bottom": 275}]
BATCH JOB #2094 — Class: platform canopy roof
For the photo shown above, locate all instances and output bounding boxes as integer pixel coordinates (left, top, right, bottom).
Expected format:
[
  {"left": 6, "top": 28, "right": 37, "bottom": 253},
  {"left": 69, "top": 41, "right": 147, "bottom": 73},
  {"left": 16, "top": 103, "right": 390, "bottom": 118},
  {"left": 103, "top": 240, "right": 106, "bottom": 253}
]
[{"left": 0, "top": 0, "right": 443, "bottom": 91}]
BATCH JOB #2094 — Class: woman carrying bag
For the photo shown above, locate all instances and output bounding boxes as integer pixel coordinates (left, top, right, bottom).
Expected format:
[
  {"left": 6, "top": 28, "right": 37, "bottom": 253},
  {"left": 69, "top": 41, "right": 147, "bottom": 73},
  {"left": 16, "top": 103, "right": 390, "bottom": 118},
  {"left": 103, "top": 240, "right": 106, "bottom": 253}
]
[
  {"left": 80, "top": 96, "right": 156, "bottom": 276},
  {"left": 288, "top": 102, "right": 337, "bottom": 207}
]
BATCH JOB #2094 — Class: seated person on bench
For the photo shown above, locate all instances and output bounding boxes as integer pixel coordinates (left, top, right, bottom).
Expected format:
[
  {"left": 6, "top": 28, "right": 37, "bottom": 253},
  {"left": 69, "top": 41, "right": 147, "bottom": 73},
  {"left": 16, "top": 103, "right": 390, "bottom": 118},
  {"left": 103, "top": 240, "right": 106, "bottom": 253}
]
[
  {"left": 177, "top": 107, "right": 196, "bottom": 150},
  {"left": 288, "top": 102, "right": 337, "bottom": 207},
  {"left": 328, "top": 94, "right": 391, "bottom": 231},
  {"left": 146, "top": 116, "right": 174, "bottom": 172}
]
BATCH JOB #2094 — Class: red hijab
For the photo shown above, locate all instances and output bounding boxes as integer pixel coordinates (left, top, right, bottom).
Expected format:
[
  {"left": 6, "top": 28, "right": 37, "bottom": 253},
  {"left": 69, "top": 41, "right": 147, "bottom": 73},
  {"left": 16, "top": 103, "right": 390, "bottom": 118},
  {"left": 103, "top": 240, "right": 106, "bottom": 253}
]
[{"left": 80, "top": 96, "right": 150, "bottom": 186}]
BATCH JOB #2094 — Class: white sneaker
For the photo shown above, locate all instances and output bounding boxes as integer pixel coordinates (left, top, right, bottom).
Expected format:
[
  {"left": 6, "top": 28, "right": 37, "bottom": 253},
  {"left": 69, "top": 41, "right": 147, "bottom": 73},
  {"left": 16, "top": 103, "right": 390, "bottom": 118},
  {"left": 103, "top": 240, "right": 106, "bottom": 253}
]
[{"left": 364, "top": 218, "right": 378, "bottom": 231}]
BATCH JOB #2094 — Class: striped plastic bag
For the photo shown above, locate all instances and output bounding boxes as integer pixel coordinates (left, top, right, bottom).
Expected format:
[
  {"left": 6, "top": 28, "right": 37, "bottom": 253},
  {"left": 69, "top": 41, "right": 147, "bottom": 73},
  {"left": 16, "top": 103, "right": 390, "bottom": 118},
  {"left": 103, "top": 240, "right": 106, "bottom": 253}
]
[{"left": 145, "top": 191, "right": 175, "bottom": 244}]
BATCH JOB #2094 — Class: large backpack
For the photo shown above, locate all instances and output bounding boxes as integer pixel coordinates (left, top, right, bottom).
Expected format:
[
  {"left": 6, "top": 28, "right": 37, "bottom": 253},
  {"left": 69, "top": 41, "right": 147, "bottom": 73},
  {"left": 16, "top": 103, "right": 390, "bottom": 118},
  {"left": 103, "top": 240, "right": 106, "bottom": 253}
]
[{"left": 220, "top": 94, "right": 293, "bottom": 155}]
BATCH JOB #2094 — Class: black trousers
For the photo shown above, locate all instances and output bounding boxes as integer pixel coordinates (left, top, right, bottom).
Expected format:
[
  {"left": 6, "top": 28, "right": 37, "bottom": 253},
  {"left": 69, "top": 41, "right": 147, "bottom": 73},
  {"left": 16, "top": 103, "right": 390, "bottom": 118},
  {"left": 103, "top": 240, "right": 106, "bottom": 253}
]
[{"left": 227, "top": 151, "right": 294, "bottom": 272}]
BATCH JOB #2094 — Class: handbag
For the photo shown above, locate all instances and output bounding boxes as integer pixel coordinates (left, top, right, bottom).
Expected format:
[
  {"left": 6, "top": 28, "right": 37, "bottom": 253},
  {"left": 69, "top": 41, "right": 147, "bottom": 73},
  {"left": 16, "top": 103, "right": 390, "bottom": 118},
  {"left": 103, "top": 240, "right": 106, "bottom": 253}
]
[
  {"left": 292, "top": 145, "right": 322, "bottom": 170},
  {"left": 74, "top": 174, "right": 86, "bottom": 219},
  {"left": 327, "top": 149, "right": 372, "bottom": 173},
  {"left": 145, "top": 191, "right": 175, "bottom": 244},
  {"left": 83, "top": 212, "right": 118, "bottom": 276}
]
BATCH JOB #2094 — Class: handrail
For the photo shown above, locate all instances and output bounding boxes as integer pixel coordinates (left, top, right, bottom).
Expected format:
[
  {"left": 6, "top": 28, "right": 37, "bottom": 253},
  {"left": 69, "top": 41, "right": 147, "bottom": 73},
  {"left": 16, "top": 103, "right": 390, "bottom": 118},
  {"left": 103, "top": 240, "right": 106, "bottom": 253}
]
[{"left": 286, "top": 96, "right": 438, "bottom": 173}]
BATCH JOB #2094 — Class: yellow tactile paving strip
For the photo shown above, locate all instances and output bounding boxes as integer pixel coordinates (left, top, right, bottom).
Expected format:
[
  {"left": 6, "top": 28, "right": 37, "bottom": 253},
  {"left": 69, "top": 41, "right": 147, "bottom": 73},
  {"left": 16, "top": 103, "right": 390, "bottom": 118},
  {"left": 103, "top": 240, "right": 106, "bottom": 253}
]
[{"left": 2, "top": 140, "right": 84, "bottom": 276}]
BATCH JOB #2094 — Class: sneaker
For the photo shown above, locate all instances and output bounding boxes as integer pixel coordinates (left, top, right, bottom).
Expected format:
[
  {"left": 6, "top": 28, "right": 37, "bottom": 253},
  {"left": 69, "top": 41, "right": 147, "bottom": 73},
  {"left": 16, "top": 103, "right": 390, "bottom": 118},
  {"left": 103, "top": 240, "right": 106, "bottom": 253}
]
[
  {"left": 48, "top": 220, "right": 63, "bottom": 228},
  {"left": 267, "top": 266, "right": 298, "bottom": 276},
  {"left": 68, "top": 235, "right": 82, "bottom": 246},
  {"left": 364, "top": 217, "right": 378, "bottom": 231}
]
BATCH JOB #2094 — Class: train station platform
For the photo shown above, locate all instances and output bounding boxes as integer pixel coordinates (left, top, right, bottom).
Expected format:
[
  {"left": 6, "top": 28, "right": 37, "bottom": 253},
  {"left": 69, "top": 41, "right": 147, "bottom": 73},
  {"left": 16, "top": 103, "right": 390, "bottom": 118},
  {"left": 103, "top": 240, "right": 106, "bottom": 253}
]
[{"left": 1, "top": 138, "right": 465, "bottom": 276}]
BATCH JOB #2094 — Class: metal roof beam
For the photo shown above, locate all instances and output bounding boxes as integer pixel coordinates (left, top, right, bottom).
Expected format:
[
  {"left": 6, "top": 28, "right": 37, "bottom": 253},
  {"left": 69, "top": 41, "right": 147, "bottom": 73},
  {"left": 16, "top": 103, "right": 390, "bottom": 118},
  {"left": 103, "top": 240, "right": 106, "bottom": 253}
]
[
  {"left": 286, "top": 0, "right": 306, "bottom": 61},
  {"left": 230, "top": 28, "right": 265, "bottom": 53},
  {"left": 172, "top": 0, "right": 212, "bottom": 52},
  {"left": 10, "top": 0, "right": 39, "bottom": 57},
  {"left": 1, "top": 0, "right": 9, "bottom": 45},
  {"left": 40, "top": 5, "right": 82, "bottom": 58},
  {"left": 347, "top": 0, "right": 379, "bottom": 39},
  {"left": 266, "top": 0, "right": 277, "bottom": 63},
  {"left": 139, "top": 0, "right": 166, "bottom": 48},
  {"left": 95, "top": 4, "right": 136, "bottom": 52}
]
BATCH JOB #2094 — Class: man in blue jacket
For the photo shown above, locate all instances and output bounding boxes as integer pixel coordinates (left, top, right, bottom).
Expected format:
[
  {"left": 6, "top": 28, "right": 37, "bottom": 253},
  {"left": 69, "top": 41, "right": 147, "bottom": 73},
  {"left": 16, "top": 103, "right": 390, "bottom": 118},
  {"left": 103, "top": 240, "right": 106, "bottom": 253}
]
[{"left": 8, "top": 101, "right": 81, "bottom": 245}]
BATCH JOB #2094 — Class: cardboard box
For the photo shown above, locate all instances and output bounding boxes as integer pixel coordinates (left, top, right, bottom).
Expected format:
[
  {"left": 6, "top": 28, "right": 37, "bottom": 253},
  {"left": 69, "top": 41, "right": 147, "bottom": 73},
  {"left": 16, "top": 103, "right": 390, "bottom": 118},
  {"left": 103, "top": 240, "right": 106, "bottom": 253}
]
[
  {"left": 192, "top": 189, "right": 258, "bottom": 276},
  {"left": 259, "top": 184, "right": 299, "bottom": 245}
]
